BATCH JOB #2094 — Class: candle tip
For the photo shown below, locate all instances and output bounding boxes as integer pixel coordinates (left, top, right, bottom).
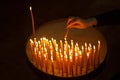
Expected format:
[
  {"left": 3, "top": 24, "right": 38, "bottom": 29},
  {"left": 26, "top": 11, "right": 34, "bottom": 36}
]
[
  {"left": 98, "top": 40, "right": 100, "bottom": 44},
  {"left": 30, "top": 6, "right": 32, "bottom": 11}
]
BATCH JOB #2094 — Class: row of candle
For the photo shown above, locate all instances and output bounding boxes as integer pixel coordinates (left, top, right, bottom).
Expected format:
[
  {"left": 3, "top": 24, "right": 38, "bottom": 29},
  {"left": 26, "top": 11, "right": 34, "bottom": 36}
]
[{"left": 29, "top": 37, "right": 101, "bottom": 77}]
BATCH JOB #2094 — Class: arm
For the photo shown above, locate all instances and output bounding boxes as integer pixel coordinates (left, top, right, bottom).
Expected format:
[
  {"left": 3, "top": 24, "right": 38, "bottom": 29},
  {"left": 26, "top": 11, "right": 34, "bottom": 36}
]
[
  {"left": 95, "top": 9, "right": 120, "bottom": 26},
  {"left": 66, "top": 9, "right": 120, "bottom": 29}
]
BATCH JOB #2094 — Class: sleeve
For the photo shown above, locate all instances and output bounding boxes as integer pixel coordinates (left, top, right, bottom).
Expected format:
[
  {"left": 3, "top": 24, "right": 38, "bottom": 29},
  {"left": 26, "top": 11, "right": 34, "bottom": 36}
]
[{"left": 95, "top": 9, "right": 120, "bottom": 26}]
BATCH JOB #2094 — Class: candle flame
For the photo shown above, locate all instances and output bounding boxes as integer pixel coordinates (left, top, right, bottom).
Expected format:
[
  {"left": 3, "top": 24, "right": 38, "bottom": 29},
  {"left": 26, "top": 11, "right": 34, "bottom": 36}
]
[
  {"left": 29, "top": 37, "right": 101, "bottom": 75},
  {"left": 89, "top": 43, "right": 92, "bottom": 48},
  {"left": 85, "top": 42, "right": 87, "bottom": 47},
  {"left": 28, "top": 37, "right": 102, "bottom": 77},
  {"left": 82, "top": 45, "right": 84, "bottom": 50},
  {"left": 30, "top": 39, "right": 34, "bottom": 44},
  {"left": 93, "top": 45, "right": 95, "bottom": 50},
  {"left": 98, "top": 40, "right": 100, "bottom": 44},
  {"left": 87, "top": 52, "right": 89, "bottom": 57},
  {"left": 29, "top": 6, "right": 32, "bottom": 11}
]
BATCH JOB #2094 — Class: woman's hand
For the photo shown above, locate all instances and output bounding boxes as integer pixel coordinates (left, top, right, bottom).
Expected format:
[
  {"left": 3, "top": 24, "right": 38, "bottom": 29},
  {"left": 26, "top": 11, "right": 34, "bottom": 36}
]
[{"left": 66, "top": 17, "right": 97, "bottom": 29}]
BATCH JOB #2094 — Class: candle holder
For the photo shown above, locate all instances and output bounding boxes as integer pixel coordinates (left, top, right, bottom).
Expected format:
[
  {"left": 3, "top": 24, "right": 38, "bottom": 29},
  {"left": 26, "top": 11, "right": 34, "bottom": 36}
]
[{"left": 26, "top": 19, "right": 107, "bottom": 78}]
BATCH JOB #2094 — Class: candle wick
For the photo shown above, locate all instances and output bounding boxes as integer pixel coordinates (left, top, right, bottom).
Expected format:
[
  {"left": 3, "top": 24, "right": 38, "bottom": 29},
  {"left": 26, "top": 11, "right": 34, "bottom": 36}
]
[{"left": 29, "top": 6, "right": 35, "bottom": 36}]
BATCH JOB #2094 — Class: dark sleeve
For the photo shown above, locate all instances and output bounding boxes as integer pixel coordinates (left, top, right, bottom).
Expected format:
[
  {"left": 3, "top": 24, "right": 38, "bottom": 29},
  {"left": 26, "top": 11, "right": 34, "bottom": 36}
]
[{"left": 94, "top": 9, "right": 120, "bottom": 26}]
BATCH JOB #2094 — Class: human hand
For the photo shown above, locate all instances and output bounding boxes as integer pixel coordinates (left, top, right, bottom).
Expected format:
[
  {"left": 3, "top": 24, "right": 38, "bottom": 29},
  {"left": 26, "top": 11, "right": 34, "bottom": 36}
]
[{"left": 66, "top": 17, "right": 97, "bottom": 29}]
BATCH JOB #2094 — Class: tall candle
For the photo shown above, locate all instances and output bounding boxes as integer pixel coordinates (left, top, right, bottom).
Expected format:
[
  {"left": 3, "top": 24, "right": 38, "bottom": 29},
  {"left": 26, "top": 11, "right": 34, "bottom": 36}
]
[{"left": 29, "top": 6, "right": 35, "bottom": 36}]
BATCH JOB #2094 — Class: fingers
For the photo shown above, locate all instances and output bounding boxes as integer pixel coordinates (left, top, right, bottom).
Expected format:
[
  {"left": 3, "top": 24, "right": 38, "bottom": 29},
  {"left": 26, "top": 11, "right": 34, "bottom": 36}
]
[
  {"left": 67, "top": 17, "right": 80, "bottom": 25},
  {"left": 66, "top": 20, "right": 82, "bottom": 29}
]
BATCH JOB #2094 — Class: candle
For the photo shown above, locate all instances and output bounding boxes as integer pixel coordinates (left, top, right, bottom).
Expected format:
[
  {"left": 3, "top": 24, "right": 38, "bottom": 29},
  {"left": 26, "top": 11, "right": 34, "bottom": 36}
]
[
  {"left": 60, "top": 54, "right": 64, "bottom": 76},
  {"left": 86, "top": 52, "right": 89, "bottom": 73},
  {"left": 98, "top": 40, "right": 101, "bottom": 65},
  {"left": 75, "top": 51, "right": 78, "bottom": 75},
  {"left": 81, "top": 45, "right": 85, "bottom": 68},
  {"left": 28, "top": 37, "right": 101, "bottom": 77},
  {"left": 44, "top": 54, "right": 47, "bottom": 72},
  {"left": 38, "top": 51, "right": 42, "bottom": 69},
  {"left": 79, "top": 50, "right": 82, "bottom": 74},
  {"left": 30, "top": 39, "right": 34, "bottom": 48},
  {"left": 69, "top": 54, "right": 73, "bottom": 76},
  {"left": 93, "top": 45, "right": 96, "bottom": 68},
  {"left": 30, "top": 39, "right": 34, "bottom": 61},
  {"left": 51, "top": 55, "right": 54, "bottom": 75},
  {"left": 65, "top": 54, "right": 68, "bottom": 76},
  {"left": 64, "top": 29, "right": 69, "bottom": 39},
  {"left": 85, "top": 42, "right": 87, "bottom": 53},
  {"left": 71, "top": 40, "right": 74, "bottom": 53},
  {"left": 88, "top": 43, "right": 92, "bottom": 66},
  {"left": 29, "top": 6, "right": 35, "bottom": 36},
  {"left": 34, "top": 47, "right": 37, "bottom": 65},
  {"left": 60, "top": 40, "right": 63, "bottom": 54}
]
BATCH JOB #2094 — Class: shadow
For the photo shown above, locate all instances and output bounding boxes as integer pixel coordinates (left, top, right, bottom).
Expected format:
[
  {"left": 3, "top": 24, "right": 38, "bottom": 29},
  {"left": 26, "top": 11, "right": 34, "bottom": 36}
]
[{"left": 111, "top": 72, "right": 120, "bottom": 80}]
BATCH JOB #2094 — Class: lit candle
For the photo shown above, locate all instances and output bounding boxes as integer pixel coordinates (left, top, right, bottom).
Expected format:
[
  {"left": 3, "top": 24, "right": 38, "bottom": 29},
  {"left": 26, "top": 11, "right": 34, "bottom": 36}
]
[
  {"left": 65, "top": 38, "right": 68, "bottom": 55},
  {"left": 60, "top": 54, "right": 64, "bottom": 76},
  {"left": 93, "top": 45, "right": 96, "bottom": 68},
  {"left": 29, "top": 6, "right": 35, "bottom": 36},
  {"left": 81, "top": 45, "right": 85, "bottom": 67},
  {"left": 30, "top": 39, "right": 34, "bottom": 61},
  {"left": 98, "top": 40, "right": 100, "bottom": 65},
  {"left": 85, "top": 42, "right": 87, "bottom": 53},
  {"left": 69, "top": 54, "right": 73, "bottom": 76},
  {"left": 51, "top": 38, "right": 56, "bottom": 48},
  {"left": 38, "top": 51, "right": 42, "bottom": 69},
  {"left": 30, "top": 39, "right": 34, "bottom": 48},
  {"left": 34, "top": 47, "right": 37, "bottom": 65},
  {"left": 79, "top": 50, "right": 82, "bottom": 74},
  {"left": 34, "top": 38, "right": 37, "bottom": 45},
  {"left": 88, "top": 43, "right": 92, "bottom": 66},
  {"left": 65, "top": 54, "right": 68, "bottom": 77},
  {"left": 44, "top": 54, "right": 47, "bottom": 72},
  {"left": 60, "top": 40, "right": 63, "bottom": 54},
  {"left": 86, "top": 52, "right": 89, "bottom": 73},
  {"left": 56, "top": 50, "right": 60, "bottom": 73},
  {"left": 75, "top": 51, "right": 78, "bottom": 75},
  {"left": 51, "top": 55, "right": 54, "bottom": 75}
]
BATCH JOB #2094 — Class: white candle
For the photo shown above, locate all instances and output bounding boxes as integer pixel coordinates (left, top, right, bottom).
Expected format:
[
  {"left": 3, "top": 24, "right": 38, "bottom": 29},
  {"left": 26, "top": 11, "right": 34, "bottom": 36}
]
[{"left": 29, "top": 6, "right": 35, "bottom": 36}]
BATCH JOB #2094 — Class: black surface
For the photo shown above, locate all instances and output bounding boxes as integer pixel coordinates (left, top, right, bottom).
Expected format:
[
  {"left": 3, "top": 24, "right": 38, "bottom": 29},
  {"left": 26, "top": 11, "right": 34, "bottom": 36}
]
[{"left": 0, "top": 0, "right": 120, "bottom": 80}]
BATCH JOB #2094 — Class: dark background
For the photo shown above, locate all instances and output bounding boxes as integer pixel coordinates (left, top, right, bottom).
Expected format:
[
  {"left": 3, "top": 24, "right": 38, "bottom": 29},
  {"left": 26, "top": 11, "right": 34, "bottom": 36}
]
[{"left": 0, "top": 0, "right": 120, "bottom": 80}]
